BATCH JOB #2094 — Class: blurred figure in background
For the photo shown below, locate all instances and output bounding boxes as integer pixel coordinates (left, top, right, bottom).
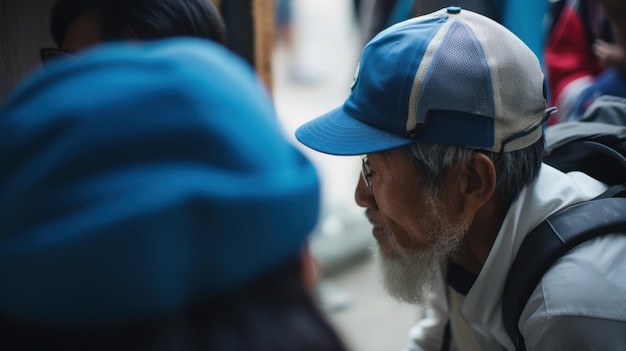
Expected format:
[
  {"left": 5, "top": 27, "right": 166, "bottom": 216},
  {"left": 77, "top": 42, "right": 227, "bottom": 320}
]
[
  {"left": 275, "top": 0, "right": 295, "bottom": 54},
  {"left": 274, "top": 0, "right": 318, "bottom": 83},
  {"left": 41, "top": 0, "right": 226, "bottom": 64},
  {"left": 545, "top": 0, "right": 626, "bottom": 123},
  {"left": 0, "top": 38, "right": 347, "bottom": 351}
]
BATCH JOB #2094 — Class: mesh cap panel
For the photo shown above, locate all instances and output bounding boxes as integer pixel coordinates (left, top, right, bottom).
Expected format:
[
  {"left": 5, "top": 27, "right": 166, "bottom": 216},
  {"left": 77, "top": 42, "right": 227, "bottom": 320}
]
[{"left": 294, "top": 7, "right": 550, "bottom": 155}]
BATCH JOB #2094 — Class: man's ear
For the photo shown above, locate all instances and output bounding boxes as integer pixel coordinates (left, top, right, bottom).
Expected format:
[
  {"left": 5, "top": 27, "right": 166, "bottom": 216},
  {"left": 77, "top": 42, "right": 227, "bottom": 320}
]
[{"left": 458, "top": 152, "right": 497, "bottom": 213}]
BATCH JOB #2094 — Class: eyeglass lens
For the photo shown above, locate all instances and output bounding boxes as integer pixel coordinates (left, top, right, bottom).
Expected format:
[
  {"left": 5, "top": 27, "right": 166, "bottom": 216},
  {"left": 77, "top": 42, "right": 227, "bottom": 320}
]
[{"left": 361, "top": 156, "right": 372, "bottom": 189}]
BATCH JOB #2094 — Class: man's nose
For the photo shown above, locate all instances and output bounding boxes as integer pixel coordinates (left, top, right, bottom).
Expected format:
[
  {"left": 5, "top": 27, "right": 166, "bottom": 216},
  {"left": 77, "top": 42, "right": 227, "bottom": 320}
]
[{"left": 355, "top": 173, "right": 378, "bottom": 210}]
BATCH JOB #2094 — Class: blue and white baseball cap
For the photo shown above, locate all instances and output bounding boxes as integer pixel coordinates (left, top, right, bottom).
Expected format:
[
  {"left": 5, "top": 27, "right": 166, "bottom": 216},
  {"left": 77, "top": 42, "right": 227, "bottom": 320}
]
[
  {"left": 0, "top": 38, "right": 320, "bottom": 324},
  {"left": 296, "top": 7, "right": 551, "bottom": 155}
]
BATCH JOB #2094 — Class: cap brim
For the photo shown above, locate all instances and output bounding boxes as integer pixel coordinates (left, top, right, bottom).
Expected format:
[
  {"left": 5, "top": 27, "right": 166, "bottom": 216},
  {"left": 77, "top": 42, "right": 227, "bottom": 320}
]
[{"left": 295, "top": 106, "right": 415, "bottom": 156}]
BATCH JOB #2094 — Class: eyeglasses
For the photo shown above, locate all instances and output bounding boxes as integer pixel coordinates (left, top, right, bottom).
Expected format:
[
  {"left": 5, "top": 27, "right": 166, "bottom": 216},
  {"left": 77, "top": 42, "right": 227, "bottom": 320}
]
[
  {"left": 40, "top": 48, "right": 78, "bottom": 66},
  {"left": 361, "top": 155, "right": 373, "bottom": 189}
]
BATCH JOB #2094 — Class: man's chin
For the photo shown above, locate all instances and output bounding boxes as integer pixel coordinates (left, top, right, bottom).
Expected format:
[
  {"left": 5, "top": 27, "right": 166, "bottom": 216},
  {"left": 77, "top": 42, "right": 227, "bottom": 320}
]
[
  {"left": 373, "top": 243, "right": 443, "bottom": 305},
  {"left": 372, "top": 225, "right": 391, "bottom": 243},
  {"left": 380, "top": 255, "right": 434, "bottom": 305}
]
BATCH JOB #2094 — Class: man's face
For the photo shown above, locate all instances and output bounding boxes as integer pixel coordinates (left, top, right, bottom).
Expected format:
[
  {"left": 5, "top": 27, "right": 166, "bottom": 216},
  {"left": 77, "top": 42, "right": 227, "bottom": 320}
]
[{"left": 355, "top": 147, "right": 468, "bottom": 304}]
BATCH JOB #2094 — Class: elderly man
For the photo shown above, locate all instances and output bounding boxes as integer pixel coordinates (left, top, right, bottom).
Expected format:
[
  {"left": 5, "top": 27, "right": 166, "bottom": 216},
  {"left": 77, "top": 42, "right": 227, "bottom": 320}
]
[{"left": 295, "top": 7, "right": 626, "bottom": 351}]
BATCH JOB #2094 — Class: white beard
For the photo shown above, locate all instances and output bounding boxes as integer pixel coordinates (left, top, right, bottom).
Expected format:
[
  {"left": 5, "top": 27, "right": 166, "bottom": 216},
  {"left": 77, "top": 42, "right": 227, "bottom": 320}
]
[{"left": 375, "top": 194, "right": 468, "bottom": 305}]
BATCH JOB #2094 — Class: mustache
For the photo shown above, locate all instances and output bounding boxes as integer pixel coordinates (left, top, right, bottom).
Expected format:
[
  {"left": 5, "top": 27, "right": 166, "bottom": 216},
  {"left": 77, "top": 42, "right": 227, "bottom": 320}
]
[{"left": 364, "top": 210, "right": 376, "bottom": 225}]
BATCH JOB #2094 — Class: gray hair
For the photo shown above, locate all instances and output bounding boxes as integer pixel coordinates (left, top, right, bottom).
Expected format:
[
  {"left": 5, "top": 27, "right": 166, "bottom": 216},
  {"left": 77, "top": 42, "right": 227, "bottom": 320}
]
[{"left": 402, "top": 136, "right": 545, "bottom": 204}]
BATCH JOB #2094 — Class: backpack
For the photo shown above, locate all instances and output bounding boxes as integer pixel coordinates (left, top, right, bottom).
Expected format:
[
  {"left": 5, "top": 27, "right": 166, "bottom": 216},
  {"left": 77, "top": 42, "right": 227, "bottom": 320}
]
[{"left": 501, "top": 121, "right": 626, "bottom": 350}]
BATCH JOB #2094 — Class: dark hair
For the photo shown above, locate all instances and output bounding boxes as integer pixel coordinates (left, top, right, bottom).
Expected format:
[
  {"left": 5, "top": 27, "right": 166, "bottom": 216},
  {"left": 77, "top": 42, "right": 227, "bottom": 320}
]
[
  {"left": 404, "top": 136, "right": 545, "bottom": 204},
  {"left": 50, "top": 0, "right": 227, "bottom": 47},
  {"left": 0, "top": 256, "right": 348, "bottom": 351}
]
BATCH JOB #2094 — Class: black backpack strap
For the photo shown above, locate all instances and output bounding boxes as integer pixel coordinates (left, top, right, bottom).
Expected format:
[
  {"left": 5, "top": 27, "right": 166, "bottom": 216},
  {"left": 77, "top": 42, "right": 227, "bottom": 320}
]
[
  {"left": 439, "top": 319, "right": 452, "bottom": 351},
  {"left": 502, "top": 184, "right": 626, "bottom": 350}
]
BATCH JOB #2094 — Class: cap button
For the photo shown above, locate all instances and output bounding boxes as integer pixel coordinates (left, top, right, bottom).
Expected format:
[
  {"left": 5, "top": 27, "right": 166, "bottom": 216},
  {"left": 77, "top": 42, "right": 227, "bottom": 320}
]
[{"left": 447, "top": 6, "right": 461, "bottom": 14}]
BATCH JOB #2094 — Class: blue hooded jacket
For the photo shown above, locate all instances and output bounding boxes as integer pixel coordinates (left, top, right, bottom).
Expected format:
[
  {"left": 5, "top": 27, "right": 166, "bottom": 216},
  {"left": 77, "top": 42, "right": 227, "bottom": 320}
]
[{"left": 0, "top": 38, "right": 320, "bottom": 324}]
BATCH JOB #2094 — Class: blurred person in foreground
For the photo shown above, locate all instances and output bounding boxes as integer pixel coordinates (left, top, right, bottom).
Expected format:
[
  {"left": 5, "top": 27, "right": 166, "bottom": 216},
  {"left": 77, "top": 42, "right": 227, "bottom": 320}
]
[
  {"left": 0, "top": 38, "right": 347, "bottom": 351},
  {"left": 41, "top": 0, "right": 226, "bottom": 64},
  {"left": 545, "top": 0, "right": 626, "bottom": 123},
  {"left": 295, "top": 7, "right": 626, "bottom": 351}
]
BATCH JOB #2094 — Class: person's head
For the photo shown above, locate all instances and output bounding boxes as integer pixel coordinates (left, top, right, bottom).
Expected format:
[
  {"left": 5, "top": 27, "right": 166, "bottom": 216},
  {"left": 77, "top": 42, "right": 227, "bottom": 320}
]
[
  {"left": 42, "top": 0, "right": 226, "bottom": 63},
  {"left": 599, "top": 0, "right": 626, "bottom": 41},
  {"left": 0, "top": 38, "right": 345, "bottom": 351},
  {"left": 295, "top": 7, "right": 551, "bottom": 304}
]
